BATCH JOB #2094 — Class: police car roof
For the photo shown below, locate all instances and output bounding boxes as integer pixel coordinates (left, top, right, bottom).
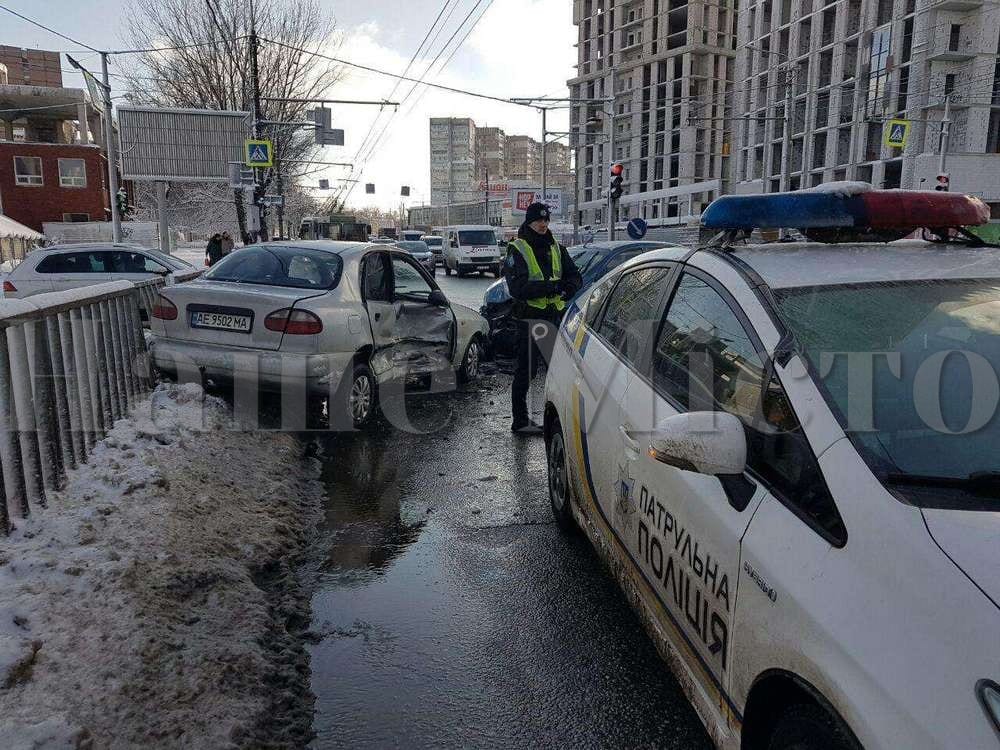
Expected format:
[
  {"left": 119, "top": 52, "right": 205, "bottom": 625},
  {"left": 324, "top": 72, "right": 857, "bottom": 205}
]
[{"left": 729, "top": 240, "right": 1000, "bottom": 289}]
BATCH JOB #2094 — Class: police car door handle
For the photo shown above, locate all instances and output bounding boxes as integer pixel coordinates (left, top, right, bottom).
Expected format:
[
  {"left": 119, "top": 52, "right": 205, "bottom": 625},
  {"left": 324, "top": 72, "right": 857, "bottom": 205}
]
[{"left": 619, "top": 425, "right": 642, "bottom": 456}]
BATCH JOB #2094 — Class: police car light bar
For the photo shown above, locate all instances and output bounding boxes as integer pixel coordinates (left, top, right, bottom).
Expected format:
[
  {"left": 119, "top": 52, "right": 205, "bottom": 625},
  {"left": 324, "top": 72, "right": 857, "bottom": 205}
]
[{"left": 701, "top": 186, "right": 990, "bottom": 232}]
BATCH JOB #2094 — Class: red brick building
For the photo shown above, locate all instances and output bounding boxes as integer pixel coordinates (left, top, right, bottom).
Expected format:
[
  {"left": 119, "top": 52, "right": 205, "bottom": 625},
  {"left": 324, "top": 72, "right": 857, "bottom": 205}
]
[
  {"left": 0, "top": 47, "right": 112, "bottom": 233},
  {"left": 0, "top": 142, "right": 109, "bottom": 231}
]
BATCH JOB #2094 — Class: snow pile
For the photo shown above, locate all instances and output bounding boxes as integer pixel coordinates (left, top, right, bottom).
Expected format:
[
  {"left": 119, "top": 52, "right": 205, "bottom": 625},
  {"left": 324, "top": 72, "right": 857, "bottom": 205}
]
[
  {"left": 0, "top": 383, "right": 321, "bottom": 749},
  {"left": 803, "top": 180, "right": 874, "bottom": 197}
]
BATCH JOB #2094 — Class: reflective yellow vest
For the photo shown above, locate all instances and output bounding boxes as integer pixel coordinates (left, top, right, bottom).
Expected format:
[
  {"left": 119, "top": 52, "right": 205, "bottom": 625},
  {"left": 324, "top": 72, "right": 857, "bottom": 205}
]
[{"left": 509, "top": 238, "right": 565, "bottom": 311}]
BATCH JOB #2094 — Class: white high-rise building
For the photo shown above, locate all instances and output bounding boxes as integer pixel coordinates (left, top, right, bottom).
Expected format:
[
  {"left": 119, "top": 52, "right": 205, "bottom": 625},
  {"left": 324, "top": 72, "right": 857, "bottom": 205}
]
[
  {"left": 569, "top": 0, "right": 737, "bottom": 228},
  {"left": 732, "top": 0, "right": 1000, "bottom": 214},
  {"left": 429, "top": 118, "right": 478, "bottom": 206}
]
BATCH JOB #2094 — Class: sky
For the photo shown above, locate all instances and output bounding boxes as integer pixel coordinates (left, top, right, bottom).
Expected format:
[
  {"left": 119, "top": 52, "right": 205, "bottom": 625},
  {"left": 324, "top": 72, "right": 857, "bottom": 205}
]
[{"left": 0, "top": 0, "right": 577, "bottom": 211}]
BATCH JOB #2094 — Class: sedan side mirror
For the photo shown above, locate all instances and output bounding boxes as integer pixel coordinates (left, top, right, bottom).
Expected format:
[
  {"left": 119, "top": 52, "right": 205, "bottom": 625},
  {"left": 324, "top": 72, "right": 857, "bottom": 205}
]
[
  {"left": 646, "top": 412, "right": 747, "bottom": 476},
  {"left": 427, "top": 289, "right": 449, "bottom": 307}
]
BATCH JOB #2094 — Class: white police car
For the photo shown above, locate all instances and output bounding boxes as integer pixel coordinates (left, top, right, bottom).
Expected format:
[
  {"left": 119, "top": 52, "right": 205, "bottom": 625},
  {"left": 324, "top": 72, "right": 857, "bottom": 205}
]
[{"left": 543, "top": 185, "right": 1000, "bottom": 750}]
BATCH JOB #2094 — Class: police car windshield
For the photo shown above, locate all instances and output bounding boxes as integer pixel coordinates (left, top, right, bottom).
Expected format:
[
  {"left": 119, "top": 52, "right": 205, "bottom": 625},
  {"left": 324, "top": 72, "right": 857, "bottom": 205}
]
[
  {"left": 775, "top": 278, "right": 1000, "bottom": 510},
  {"left": 458, "top": 231, "right": 496, "bottom": 246}
]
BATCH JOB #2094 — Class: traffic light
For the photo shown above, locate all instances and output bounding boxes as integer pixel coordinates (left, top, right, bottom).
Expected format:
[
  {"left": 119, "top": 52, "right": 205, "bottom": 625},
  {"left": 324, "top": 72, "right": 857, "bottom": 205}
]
[
  {"left": 610, "top": 163, "right": 624, "bottom": 202},
  {"left": 115, "top": 188, "right": 131, "bottom": 218},
  {"left": 935, "top": 173, "right": 950, "bottom": 192}
]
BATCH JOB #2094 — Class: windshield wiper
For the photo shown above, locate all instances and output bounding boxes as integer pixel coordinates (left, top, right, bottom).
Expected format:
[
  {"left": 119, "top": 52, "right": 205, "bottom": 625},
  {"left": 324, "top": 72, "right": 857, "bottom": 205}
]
[{"left": 886, "top": 471, "right": 1000, "bottom": 498}]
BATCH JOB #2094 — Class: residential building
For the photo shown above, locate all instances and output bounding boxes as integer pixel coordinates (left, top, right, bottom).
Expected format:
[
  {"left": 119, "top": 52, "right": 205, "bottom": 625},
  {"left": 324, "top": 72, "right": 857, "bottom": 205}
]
[
  {"left": 569, "top": 0, "right": 737, "bottom": 228},
  {"left": 429, "top": 117, "right": 478, "bottom": 206},
  {"left": 505, "top": 135, "right": 542, "bottom": 182},
  {"left": 475, "top": 126, "right": 506, "bottom": 181},
  {"left": 544, "top": 140, "right": 575, "bottom": 193},
  {"left": 732, "top": 0, "right": 1000, "bottom": 213},
  {"left": 0, "top": 46, "right": 62, "bottom": 88},
  {"left": 0, "top": 48, "right": 111, "bottom": 232}
]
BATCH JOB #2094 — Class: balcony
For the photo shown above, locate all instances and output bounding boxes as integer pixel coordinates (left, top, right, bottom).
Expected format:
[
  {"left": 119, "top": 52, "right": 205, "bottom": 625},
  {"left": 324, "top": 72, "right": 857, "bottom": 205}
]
[
  {"left": 928, "top": 39, "right": 976, "bottom": 62},
  {"left": 930, "top": 0, "right": 983, "bottom": 10}
]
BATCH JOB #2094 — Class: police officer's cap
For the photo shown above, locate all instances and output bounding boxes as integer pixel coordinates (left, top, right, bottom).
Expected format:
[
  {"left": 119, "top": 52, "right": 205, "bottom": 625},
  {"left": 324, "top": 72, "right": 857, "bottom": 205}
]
[{"left": 524, "top": 203, "right": 551, "bottom": 224}]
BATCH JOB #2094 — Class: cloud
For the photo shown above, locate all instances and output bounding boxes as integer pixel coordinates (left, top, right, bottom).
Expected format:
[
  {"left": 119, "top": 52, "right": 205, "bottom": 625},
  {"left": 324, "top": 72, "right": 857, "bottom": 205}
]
[{"left": 315, "top": 0, "right": 577, "bottom": 212}]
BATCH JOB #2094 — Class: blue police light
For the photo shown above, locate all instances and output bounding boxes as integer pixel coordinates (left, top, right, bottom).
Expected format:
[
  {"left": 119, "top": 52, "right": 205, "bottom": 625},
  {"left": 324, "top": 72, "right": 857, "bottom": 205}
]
[{"left": 701, "top": 185, "right": 990, "bottom": 233}]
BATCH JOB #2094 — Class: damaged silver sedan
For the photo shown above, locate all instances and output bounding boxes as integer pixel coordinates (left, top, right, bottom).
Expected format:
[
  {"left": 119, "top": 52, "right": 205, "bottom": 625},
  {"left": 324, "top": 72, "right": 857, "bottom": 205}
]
[{"left": 148, "top": 241, "right": 489, "bottom": 427}]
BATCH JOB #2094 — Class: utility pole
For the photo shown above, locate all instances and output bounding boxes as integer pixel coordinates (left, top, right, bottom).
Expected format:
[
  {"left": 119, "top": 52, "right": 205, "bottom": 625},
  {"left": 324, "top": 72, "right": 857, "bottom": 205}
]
[
  {"left": 99, "top": 54, "right": 122, "bottom": 244},
  {"left": 608, "top": 92, "right": 617, "bottom": 240},
  {"left": 572, "top": 141, "right": 580, "bottom": 245},
  {"left": 780, "top": 63, "right": 794, "bottom": 193},
  {"left": 249, "top": 0, "right": 266, "bottom": 242},
  {"left": 484, "top": 172, "right": 489, "bottom": 225},
  {"left": 938, "top": 94, "right": 952, "bottom": 176},
  {"left": 541, "top": 108, "right": 547, "bottom": 205}
]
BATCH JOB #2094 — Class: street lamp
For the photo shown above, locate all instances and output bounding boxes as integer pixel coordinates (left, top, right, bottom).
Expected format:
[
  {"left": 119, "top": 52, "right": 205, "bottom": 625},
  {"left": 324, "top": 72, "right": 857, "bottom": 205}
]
[{"left": 585, "top": 108, "right": 618, "bottom": 240}]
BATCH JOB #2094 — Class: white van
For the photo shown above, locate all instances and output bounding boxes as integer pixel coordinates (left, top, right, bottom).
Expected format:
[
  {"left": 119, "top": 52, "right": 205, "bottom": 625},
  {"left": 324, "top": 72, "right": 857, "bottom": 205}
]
[{"left": 442, "top": 225, "right": 502, "bottom": 278}]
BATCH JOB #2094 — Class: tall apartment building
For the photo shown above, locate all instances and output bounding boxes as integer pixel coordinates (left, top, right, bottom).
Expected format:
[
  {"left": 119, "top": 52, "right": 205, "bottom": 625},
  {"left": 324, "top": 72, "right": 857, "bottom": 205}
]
[
  {"left": 504, "top": 135, "right": 542, "bottom": 181},
  {"left": 0, "top": 46, "right": 62, "bottom": 88},
  {"left": 429, "top": 117, "right": 478, "bottom": 206},
  {"left": 475, "top": 126, "right": 506, "bottom": 181},
  {"left": 732, "top": 0, "right": 1000, "bottom": 210},
  {"left": 569, "top": 0, "right": 737, "bottom": 228}
]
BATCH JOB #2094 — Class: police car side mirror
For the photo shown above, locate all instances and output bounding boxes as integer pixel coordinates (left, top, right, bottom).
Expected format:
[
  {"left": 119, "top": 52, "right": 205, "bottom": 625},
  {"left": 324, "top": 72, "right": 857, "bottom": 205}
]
[
  {"left": 646, "top": 412, "right": 747, "bottom": 476},
  {"left": 427, "top": 289, "right": 449, "bottom": 307}
]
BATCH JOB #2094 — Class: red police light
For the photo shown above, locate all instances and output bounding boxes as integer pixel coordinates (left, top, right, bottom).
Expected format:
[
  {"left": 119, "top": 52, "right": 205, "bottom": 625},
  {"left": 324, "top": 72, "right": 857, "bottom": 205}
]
[{"left": 610, "top": 163, "right": 624, "bottom": 176}]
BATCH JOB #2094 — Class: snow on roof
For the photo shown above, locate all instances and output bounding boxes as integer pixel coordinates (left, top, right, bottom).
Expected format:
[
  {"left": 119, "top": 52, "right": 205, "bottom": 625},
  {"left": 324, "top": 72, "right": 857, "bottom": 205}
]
[
  {"left": 0, "top": 214, "right": 43, "bottom": 241},
  {"left": 731, "top": 240, "right": 1000, "bottom": 289},
  {"left": 801, "top": 181, "right": 875, "bottom": 197}
]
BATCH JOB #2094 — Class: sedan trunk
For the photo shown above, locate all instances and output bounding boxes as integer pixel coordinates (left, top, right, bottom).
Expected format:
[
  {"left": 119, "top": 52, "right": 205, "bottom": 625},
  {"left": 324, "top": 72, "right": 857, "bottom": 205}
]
[{"left": 157, "top": 281, "right": 326, "bottom": 351}]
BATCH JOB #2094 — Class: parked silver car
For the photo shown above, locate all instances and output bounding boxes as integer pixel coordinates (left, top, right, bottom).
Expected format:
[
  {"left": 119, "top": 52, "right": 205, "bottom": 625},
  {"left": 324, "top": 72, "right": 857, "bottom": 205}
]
[
  {"left": 393, "top": 240, "right": 436, "bottom": 276},
  {"left": 148, "top": 241, "right": 489, "bottom": 426},
  {"left": 2, "top": 243, "right": 200, "bottom": 298}
]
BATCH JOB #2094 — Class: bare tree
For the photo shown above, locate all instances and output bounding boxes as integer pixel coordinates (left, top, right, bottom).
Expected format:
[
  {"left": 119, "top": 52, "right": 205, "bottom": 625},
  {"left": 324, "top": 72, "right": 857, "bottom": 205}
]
[{"left": 121, "top": 0, "right": 342, "bottom": 241}]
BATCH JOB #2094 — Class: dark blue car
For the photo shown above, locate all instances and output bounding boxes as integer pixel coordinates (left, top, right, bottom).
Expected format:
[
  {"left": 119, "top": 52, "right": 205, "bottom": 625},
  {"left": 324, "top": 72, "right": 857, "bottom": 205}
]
[{"left": 481, "top": 240, "right": 681, "bottom": 357}]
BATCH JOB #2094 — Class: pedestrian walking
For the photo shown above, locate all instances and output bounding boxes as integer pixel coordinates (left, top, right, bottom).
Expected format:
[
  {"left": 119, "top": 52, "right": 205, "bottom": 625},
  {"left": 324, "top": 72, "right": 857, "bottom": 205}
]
[
  {"left": 504, "top": 202, "right": 582, "bottom": 435},
  {"left": 205, "top": 233, "right": 224, "bottom": 267},
  {"left": 221, "top": 231, "right": 235, "bottom": 256}
]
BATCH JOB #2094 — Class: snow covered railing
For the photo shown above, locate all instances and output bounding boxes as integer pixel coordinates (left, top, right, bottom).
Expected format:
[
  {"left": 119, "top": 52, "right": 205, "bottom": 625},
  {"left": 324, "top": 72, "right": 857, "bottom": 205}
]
[
  {"left": 0, "top": 281, "right": 153, "bottom": 531},
  {"left": 133, "top": 276, "right": 168, "bottom": 326}
]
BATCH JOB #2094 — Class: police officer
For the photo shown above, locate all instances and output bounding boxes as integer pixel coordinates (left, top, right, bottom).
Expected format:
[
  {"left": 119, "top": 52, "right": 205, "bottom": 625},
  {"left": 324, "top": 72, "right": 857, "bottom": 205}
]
[{"left": 504, "top": 202, "right": 582, "bottom": 434}]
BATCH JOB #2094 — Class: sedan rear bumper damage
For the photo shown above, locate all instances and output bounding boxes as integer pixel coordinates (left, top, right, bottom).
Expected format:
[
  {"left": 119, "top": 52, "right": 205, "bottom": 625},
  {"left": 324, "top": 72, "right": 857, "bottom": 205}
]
[{"left": 150, "top": 337, "right": 355, "bottom": 395}]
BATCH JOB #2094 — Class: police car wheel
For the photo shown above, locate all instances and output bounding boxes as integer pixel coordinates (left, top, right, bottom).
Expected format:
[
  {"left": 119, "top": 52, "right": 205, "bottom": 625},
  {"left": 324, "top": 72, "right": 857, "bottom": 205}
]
[
  {"left": 547, "top": 426, "right": 574, "bottom": 531},
  {"left": 767, "top": 704, "right": 857, "bottom": 750}
]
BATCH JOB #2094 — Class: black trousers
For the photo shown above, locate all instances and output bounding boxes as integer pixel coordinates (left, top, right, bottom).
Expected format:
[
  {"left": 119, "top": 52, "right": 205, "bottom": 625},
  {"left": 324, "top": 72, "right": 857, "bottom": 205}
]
[{"left": 511, "top": 310, "right": 563, "bottom": 423}]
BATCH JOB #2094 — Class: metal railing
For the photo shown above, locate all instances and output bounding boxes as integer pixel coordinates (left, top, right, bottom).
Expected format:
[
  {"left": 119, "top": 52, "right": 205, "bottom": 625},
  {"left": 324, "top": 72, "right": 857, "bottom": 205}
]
[{"left": 0, "top": 280, "right": 157, "bottom": 532}]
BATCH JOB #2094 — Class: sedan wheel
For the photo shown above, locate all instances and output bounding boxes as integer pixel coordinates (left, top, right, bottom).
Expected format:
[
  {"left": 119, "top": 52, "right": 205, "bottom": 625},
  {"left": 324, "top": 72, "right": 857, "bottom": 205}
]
[
  {"left": 547, "top": 425, "right": 574, "bottom": 531},
  {"left": 350, "top": 372, "right": 374, "bottom": 425},
  {"left": 459, "top": 337, "right": 481, "bottom": 382}
]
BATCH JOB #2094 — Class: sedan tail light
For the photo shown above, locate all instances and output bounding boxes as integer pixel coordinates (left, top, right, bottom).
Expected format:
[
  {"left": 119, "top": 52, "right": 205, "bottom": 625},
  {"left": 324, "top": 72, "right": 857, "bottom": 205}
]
[
  {"left": 151, "top": 295, "right": 178, "bottom": 320},
  {"left": 2, "top": 280, "right": 16, "bottom": 294},
  {"left": 264, "top": 308, "right": 323, "bottom": 335}
]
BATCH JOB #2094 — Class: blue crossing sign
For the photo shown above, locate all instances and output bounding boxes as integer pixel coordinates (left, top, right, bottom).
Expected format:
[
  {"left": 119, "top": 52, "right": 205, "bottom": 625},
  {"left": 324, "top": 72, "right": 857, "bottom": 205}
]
[
  {"left": 244, "top": 139, "right": 274, "bottom": 167},
  {"left": 626, "top": 217, "right": 648, "bottom": 240},
  {"left": 883, "top": 119, "right": 910, "bottom": 149}
]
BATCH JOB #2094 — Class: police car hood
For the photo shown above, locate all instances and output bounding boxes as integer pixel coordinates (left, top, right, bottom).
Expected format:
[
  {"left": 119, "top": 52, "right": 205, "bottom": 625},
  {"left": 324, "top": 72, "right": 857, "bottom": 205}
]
[{"left": 923, "top": 509, "right": 1000, "bottom": 609}]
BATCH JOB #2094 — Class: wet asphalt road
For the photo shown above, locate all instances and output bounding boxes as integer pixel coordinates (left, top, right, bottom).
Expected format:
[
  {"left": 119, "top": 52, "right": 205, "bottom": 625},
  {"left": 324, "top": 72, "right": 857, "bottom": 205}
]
[{"left": 304, "top": 273, "right": 712, "bottom": 748}]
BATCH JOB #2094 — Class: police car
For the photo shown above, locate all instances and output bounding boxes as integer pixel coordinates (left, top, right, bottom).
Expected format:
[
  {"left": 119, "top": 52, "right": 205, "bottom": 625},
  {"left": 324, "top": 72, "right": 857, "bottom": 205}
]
[{"left": 542, "top": 185, "right": 1000, "bottom": 750}]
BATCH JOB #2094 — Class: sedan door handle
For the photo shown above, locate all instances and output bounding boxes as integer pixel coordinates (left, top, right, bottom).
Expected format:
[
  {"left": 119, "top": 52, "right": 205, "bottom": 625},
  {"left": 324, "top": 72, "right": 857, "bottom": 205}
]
[{"left": 374, "top": 312, "right": 382, "bottom": 321}]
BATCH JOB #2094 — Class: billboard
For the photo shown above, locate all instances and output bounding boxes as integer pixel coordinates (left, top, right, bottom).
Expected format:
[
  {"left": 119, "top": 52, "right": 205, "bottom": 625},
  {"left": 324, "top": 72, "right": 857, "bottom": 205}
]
[
  {"left": 118, "top": 107, "right": 250, "bottom": 182},
  {"left": 507, "top": 186, "right": 564, "bottom": 217}
]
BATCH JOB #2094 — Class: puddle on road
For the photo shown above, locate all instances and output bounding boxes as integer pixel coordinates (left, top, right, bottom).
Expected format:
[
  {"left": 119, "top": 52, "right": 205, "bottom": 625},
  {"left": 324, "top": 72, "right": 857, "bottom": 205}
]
[{"left": 304, "top": 382, "right": 712, "bottom": 749}]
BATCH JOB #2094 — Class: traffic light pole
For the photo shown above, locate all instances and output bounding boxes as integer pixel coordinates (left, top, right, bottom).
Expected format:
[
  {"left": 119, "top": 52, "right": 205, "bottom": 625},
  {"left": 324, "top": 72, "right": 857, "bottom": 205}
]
[
  {"left": 608, "top": 98, "right": 617, "bottom": 241},
  {"left": 100, "top": 53, "right": 122, "bottom": 244},
  {"left": 938, "top": 94, "right": 951, "bottom": 180}
]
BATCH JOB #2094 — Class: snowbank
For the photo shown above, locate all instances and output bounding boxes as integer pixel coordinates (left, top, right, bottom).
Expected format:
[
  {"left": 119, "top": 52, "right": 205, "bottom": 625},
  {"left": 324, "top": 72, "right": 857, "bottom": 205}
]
[{"left": 0, "top": 383, "right": 322, "bottom": 749}]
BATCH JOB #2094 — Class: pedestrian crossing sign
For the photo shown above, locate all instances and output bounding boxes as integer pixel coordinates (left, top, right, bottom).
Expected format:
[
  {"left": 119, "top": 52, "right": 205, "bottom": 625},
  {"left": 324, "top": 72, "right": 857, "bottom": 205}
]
[
  {"left": 244, "top": 139, "right": 273, "bottom": 167},
  {"left": 883, "top": 119, "right": 910, "bottom": 148}
]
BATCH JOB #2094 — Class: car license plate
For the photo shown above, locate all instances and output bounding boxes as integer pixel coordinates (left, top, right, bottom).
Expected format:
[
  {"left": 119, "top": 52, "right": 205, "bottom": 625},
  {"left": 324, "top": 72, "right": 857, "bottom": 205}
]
[{"left": 190, "top": 311, "right": 252, "bottom": 332}]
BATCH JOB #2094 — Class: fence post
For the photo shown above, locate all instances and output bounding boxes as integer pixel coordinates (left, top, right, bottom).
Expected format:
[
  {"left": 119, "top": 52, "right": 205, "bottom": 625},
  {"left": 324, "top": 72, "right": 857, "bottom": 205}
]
[
  {"left": 75, "top": 306, "right": 103, "bottom": 442},
  {"left": 0, "top": 330, "right": 25, "bottom": 522},
  {"left": 108, "top": 295, "right": 131, "bottom": 411},
  {"left": 56, "top": 311, "right": 84, "bottom": 468},
  {"left": 86, "top": 303, "right": 112, "bottom": 434},
  {"left": 98, "top": 299, "right": 123, "bottom": 422},
  {"left": 6, "top": 324, "right": 45, "bottom": 511},
  {"left": 128, "top": 294, "right": 150, "bottom": 391},
  {"left": 114, "top": 296, "right": 138, "bottom": 401},
  {"left": 27, "top": 318, "right": 62, "bottom": 494},
  {"left": 44, "top": 315, "right": 74, "bottom": 474}
]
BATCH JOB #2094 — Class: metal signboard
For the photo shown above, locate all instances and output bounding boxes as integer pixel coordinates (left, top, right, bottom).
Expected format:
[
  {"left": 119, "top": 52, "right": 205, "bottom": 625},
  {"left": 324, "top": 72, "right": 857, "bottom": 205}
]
[
  {"left": 508, "top": 186, "right": 563, "bottom": 216},
  {"left": 244, "top": 139, "right": 273, "bottom": 167},
  {"left": 118, "top": 107, "right": 250, "bottom": 182},
  {"left": 884, "top": 119, "right": 910, "bottom": 148},
  {"left": 261, "top": 195, "right": 284, "bottom": 207}
]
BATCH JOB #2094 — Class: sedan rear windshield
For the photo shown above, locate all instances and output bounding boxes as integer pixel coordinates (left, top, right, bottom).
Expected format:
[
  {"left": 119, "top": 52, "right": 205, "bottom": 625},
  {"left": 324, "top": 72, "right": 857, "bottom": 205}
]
[
  {"left": 775, "top": 279, "right": 1000, "bottom": 510},
  {"left": 422, "top": 237, "right": 443, "bottom": 247},
  {"left": 204, "top": 245, "right": 342, "bottom": 290},
  {"left": 458, "top": 231, "right": 496, "bottom": 246}
]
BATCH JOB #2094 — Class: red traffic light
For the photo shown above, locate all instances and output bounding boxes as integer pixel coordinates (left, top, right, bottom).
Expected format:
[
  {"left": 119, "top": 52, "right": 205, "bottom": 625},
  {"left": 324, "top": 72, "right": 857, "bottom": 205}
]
[
  {"left": 610, "top": 163, "right": 624, "bottom": 177},
  {"left": 935, "top": 173, "right": 950, "bottom": 192}
]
